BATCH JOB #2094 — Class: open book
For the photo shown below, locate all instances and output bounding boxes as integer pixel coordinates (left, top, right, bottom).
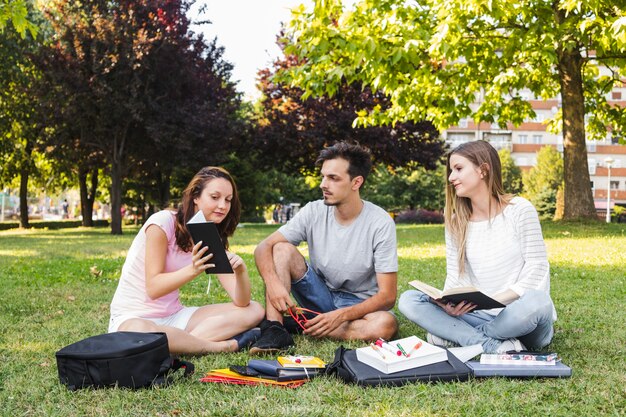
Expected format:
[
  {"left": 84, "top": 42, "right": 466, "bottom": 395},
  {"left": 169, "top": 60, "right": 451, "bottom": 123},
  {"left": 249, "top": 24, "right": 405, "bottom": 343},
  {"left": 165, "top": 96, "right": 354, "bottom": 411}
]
[
  {"left": 186, "top": 211, "right": 233, "bottom": 274},
  {"left": 409, "top": 279, "right": 505, "bottom": 310}
]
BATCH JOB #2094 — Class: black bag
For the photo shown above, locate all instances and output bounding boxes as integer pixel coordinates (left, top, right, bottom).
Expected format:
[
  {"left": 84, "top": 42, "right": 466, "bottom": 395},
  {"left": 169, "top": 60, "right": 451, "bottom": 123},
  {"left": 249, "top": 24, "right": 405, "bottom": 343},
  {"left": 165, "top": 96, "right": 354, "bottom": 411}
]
[
  {"left": 326, "top": 346, "right": 471, "bottom": 387},
  {"left": 56, "top": 332, "right": 194, "bottom": 390}
]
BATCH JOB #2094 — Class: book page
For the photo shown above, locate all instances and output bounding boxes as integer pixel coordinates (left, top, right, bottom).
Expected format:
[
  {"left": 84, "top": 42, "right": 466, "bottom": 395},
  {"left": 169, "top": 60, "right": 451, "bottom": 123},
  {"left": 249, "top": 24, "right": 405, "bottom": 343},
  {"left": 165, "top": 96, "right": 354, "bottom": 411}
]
[
  {"left": 187, "top": 210, "right": 206, "bottom": 224},
  {"left": 442, "top": 286, "right": 481, "bottom": 296},
  {"left": 408, "top": 280, "right": 443, "bottom": 299}
]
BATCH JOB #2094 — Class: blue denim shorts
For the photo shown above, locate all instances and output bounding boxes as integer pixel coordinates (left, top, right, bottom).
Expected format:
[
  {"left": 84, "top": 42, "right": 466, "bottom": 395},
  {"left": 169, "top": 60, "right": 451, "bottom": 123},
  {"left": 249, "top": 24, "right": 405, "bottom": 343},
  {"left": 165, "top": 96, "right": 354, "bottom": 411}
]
[{"left": 291, "top": 264, "right": 363, "bottom": 313}]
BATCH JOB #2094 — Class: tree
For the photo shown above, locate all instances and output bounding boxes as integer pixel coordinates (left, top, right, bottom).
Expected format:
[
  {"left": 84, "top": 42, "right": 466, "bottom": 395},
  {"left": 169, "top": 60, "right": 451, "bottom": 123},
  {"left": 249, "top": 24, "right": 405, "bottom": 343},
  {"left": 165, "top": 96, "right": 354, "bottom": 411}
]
[
  {"left": 0, "top": 10, "right": 44, "bottom": 228},
  {"left": 38, "top": 0, "right": 243, "bottom": 233},
  {"left": 255, "top": 52, "right": 445, "bottom": 173},
  {"left": 522, "top": 145, "right": 564, "bottom": 219},
  {"left": 362, "top": 163, "right": 446, "bottom": 212},
  {"left": 498, "top": 149, "right": 523, "bottom": 195},
  {"left": 281, "top": 0, "right": 626, "bottom": 220},
  {"left": 0, "top": 0, "right": 38, "bottom": 38}
]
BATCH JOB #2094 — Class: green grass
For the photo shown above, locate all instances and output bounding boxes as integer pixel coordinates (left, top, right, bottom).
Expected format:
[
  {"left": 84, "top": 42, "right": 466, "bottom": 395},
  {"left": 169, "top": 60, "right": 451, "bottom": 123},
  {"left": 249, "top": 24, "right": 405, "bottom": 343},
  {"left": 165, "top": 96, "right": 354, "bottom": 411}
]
[{"left": 1, "top": 222, "right": 625, "bottom": 416}]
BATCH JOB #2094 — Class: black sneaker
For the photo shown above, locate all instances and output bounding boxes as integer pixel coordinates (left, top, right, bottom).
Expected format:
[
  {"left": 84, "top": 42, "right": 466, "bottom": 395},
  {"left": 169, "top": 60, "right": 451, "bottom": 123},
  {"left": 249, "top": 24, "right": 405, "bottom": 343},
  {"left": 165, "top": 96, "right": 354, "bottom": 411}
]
[
  {"left": 282, "top": 311, "right": 318, "bottom": 334},
  {"left": 249, "top": 320, "right": 294, "bottom": 355},
  {"left": 282, "top": 315, "right": 304, "bottom": 335}
]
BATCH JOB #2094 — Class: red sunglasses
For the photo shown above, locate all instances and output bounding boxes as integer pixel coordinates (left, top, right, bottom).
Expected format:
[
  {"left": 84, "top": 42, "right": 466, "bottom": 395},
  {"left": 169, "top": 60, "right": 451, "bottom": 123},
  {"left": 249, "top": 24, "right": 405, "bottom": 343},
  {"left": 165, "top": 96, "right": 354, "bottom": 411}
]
[{"left": 287, "top": 306, "right": 321, "bottom": 330}]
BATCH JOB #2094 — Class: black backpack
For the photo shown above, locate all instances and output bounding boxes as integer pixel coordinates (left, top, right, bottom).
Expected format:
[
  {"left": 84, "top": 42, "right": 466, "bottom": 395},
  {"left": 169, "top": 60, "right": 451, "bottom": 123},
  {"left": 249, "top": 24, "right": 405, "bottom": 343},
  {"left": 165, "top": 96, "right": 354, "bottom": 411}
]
[{"left": 56, "top": 332, "right": 194, "bottom": 390}]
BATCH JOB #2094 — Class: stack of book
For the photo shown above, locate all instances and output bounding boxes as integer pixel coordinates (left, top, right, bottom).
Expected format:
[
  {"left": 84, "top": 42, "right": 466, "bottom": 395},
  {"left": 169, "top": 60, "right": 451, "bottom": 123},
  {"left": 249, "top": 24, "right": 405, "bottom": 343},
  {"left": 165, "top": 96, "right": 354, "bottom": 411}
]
[
  {"left": 467, "top": 351, "right": 572, "bottom": 378},
  {"left": 355, "top": 336, "right": 448, "bottom": 374},
  {"left": 199, "top": 355, "right": 326, "bottom": 387}
]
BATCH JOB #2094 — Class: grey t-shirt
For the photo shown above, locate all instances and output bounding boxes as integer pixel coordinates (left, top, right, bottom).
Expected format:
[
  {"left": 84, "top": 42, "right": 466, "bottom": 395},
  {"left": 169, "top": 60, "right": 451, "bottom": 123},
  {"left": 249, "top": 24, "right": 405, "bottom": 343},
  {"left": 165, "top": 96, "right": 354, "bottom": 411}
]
[{"left": 278, "top": 200, "right": 398, "bottom": 299}]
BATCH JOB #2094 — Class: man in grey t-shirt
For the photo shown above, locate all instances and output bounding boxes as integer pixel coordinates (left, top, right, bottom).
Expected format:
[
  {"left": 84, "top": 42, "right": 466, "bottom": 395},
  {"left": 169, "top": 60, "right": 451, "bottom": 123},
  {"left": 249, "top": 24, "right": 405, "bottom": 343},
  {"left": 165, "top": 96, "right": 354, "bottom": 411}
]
[{"left": 250, "top": 142, "right": 399, "bottom": 354}]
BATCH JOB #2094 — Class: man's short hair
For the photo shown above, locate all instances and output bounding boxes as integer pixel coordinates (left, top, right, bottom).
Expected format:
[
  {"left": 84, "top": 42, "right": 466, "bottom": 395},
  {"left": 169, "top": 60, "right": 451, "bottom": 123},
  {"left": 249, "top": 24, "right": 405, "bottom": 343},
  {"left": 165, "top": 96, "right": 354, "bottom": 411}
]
[{"left": 316, "top": 141, "right": 373, "bottom": 183}]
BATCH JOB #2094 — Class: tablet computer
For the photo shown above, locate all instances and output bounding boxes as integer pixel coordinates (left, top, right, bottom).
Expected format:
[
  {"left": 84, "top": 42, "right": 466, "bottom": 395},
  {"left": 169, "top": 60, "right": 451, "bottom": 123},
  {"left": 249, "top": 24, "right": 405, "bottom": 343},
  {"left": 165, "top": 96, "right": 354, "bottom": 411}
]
[{"left": 186, "top": 211, "right": 234, "bottom": 274}]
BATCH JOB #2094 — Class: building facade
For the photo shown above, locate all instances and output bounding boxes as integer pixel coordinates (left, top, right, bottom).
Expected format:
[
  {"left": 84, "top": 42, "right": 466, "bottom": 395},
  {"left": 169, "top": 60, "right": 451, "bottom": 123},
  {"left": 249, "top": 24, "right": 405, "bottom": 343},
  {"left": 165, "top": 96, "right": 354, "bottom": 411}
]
[{"left": 443, "top": 86, "right": 626, "bottom": 214}]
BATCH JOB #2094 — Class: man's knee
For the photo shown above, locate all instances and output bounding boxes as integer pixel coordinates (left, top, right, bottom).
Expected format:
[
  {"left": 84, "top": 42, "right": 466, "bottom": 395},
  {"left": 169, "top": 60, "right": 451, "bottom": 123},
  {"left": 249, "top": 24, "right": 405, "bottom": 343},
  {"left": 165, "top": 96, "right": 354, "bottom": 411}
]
[
  {"left": 272, "top": 242, "right": 299, "bottom": 262},
  {"left": 360, "top": 311, "right": 398, "bottom": 341},
  {"left": 273, "top": 242, "right": 306, "bottom": 278}
]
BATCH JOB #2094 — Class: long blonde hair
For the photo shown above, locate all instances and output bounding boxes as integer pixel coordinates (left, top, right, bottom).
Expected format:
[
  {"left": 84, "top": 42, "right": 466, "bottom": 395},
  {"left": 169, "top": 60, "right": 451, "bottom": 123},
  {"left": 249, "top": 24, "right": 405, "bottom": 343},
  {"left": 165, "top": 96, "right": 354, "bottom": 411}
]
[{"left": 444, "top": 141, "right": 514, "bottom": 274}]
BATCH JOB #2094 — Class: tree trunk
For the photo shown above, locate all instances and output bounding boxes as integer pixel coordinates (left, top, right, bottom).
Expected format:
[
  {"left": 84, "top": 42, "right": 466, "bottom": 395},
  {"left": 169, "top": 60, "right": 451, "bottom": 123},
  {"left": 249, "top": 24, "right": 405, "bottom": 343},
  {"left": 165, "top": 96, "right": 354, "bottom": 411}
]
[
  {"left": 556, "top": 17, "right": 597, "bottom": 220},
  {"left": 78, "top": 166, "right": 98, "bottom": 226},
  {"left": 110, "top": 158, "right": 123, "bottom": 234},
  {"left": 157, "top": 168, "right": 171, "bottom": 210},
  {"left": 19, "top": 166, "right": 30, "bottom": 229}
]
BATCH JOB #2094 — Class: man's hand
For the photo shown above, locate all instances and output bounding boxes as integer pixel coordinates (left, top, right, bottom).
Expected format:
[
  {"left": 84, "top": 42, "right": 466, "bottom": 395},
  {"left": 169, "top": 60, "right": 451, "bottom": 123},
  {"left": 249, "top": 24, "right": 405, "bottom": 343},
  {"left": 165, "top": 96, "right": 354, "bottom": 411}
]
[
  {"left": 432, "top": 299, "right": 476, "bottom": 317},
  {"left": 303, "top": 309, "right": 346, "bottom": 337},
  {"left": 266, "top": 281, "right": 295, "bottom": 313}
]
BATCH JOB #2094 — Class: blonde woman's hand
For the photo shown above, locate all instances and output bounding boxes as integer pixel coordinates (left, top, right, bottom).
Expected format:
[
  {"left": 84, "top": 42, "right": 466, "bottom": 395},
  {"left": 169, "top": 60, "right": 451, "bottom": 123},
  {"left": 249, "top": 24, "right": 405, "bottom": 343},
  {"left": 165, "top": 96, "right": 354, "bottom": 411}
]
[
  {"left": 226, "top": 251, "right": 246, "bottom": 271},
  {"left": 190, "top": 241, "right": 214, "bottom": 275},
  {"left": 432, "top": 298, "right": 476, "bottom": 317}
]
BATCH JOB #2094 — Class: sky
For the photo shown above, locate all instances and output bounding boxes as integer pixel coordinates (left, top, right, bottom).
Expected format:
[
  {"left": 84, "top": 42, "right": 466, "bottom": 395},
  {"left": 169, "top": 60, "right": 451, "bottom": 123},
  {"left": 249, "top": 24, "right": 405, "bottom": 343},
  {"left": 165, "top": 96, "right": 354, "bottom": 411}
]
[{"left": 188, "top": 0, "right": 309, "bottom": 100}]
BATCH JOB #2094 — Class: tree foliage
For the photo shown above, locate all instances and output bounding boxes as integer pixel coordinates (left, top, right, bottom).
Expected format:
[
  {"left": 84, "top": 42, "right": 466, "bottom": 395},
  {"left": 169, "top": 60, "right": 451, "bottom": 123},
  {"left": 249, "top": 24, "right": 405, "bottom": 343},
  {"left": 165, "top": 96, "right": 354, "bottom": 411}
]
[
  {"left": 281, "top": 0, "right": 626, "bottom": 219},
  {"left": 362, "top": 164, "right": 446, "bottom": 212},
  {"left": 0, "top": 13, "right": 44, "bottom": 228},
  {"left": 0, "top": 0, "right": 38, "bottom": 38},
  {"left": 523, "top": 145, "right": 564, "bottom": 219},
  {"left": 37, "top": 0, "right": 243, "bottom": 233},
  {"left": 498, "top": 149, "right": 523, "bottom": 195},
  {"left": 255, "top": 52, "right": 445, "bottom": 173}
]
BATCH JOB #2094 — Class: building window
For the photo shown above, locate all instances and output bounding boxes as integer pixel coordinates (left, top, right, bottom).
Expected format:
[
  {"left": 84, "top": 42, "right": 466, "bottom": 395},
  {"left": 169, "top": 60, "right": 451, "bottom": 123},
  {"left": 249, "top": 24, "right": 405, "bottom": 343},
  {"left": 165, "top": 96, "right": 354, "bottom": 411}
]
[
  {"left": 610, "top": 181, "right": 619, "bottom": 190},
  {"left": 612, "top": 91, "right": 622, "bottom": 100},
  {"left": 484, "top": 133, "right": 512, "bottom": 151},
  {"left": 532, "top": 135, "right": 542, "bottom": 144},
  {"left": 446, "top": 133, "right": 473, "bottom": 149},
  {"left": 590, "top": 181, "right": 595, "bottom": 191},
  {"left": 586, "top": 141, "right": 596, "bottom": 152},
  {"left": 458, "top": 119, "right": 468, "bottom": 128},
  {"left": 588, "top": 158, "right": 596, "bottom": 175},
  {"left": 518, "top": 134, "right": 528, "bottom": 144}
]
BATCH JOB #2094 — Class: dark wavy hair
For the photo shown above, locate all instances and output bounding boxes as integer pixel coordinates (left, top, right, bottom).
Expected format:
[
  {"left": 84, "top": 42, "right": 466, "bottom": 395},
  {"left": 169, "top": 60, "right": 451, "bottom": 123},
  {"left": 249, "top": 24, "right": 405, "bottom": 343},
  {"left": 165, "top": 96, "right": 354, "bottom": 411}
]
[
  {"left": 174, "top": 166, "right": 241, "bottom": 252},
  {"left": 315, "top": 141, "right": 373, "bottom": 184}
]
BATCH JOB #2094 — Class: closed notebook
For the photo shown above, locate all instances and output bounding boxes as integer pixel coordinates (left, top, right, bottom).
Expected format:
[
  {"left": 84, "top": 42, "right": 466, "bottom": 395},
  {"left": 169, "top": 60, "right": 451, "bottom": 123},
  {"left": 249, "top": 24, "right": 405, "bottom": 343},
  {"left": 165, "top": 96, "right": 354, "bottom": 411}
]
[
  {"left": 276, "top": 356, "right": 326, "bottom": 369},
  {"left": 480, "top": 352, "right": 558, "bottom": 366},
  {"left": 467, "top": 361, "right": 572, "bottom": 378},
  {"left": 247, "top": 359, "right": 321, "bottom": 381},
  {"left": 200, "top": 369, "right": 306, "bottom": 387},
  {"left": 186, "top": 210, "right": 233, "bottom": 274},
  {"left": 356, "top": 336, "right": 448, "bottom": 374}
]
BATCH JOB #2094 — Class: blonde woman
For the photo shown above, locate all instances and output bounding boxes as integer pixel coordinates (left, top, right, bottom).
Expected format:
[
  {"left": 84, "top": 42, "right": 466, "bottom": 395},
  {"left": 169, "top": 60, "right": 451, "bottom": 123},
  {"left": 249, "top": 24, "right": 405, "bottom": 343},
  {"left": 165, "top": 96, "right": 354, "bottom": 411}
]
[
  {"left": 399, "top": 141, "right": 556, "bottom": 353},
  {"left": 109, "top": 167, "right": 264, "bottom": 354}
]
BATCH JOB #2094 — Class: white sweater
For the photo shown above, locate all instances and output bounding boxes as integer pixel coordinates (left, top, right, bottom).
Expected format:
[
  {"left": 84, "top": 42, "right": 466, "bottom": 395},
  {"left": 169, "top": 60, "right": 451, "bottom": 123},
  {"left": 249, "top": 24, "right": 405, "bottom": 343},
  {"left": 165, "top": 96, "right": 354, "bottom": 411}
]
[{"left": 444, "top": 197, "right": 555, "bottom": 318}]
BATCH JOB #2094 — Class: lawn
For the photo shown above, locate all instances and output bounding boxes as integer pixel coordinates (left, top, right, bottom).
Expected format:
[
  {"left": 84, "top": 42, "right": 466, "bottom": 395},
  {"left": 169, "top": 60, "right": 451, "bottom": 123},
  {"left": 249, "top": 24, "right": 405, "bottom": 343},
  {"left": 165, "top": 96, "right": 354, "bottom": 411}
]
[{"left": 0, "top": 222, "right": 624, "bottom": 416}]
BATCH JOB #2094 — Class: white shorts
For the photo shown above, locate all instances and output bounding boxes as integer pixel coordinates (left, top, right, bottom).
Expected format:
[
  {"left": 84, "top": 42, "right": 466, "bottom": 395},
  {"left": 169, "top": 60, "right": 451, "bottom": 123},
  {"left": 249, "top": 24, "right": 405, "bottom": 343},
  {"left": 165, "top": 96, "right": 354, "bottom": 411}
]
[{"left": 108, "top": 306, "right": 200, "bottom": 333}]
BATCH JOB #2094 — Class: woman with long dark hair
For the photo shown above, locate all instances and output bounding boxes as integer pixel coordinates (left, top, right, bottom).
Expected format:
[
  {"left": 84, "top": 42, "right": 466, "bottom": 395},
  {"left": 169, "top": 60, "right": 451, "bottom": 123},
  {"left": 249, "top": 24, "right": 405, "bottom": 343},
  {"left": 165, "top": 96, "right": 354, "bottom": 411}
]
[
  {"left": 109, "top": 167, "right": 264, "bottom": 354},
  {"left": 399, "top": 141, "right": 556, "bottom": 354}
]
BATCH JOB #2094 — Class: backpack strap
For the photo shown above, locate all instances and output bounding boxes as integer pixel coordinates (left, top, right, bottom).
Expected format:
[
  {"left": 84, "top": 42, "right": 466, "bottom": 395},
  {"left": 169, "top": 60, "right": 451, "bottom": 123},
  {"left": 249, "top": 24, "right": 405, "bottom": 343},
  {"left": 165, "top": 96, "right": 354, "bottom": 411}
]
[
  {"left": 153, "top": 357, "right": 195, "bottom": 387},
  {"left": 171, "top": 358, "right": 195, "bottom": 378},
  {"left": 324, "top": 346, "right": 347, "bottom": 376}
]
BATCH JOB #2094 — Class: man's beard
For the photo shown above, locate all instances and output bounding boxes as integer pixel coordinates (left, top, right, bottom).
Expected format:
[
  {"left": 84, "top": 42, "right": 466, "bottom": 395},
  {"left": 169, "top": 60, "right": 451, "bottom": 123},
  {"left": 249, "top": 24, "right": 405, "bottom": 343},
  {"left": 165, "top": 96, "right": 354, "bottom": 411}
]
[{"left": 322, "top": 195, "right": 338, "bottom": 206}]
